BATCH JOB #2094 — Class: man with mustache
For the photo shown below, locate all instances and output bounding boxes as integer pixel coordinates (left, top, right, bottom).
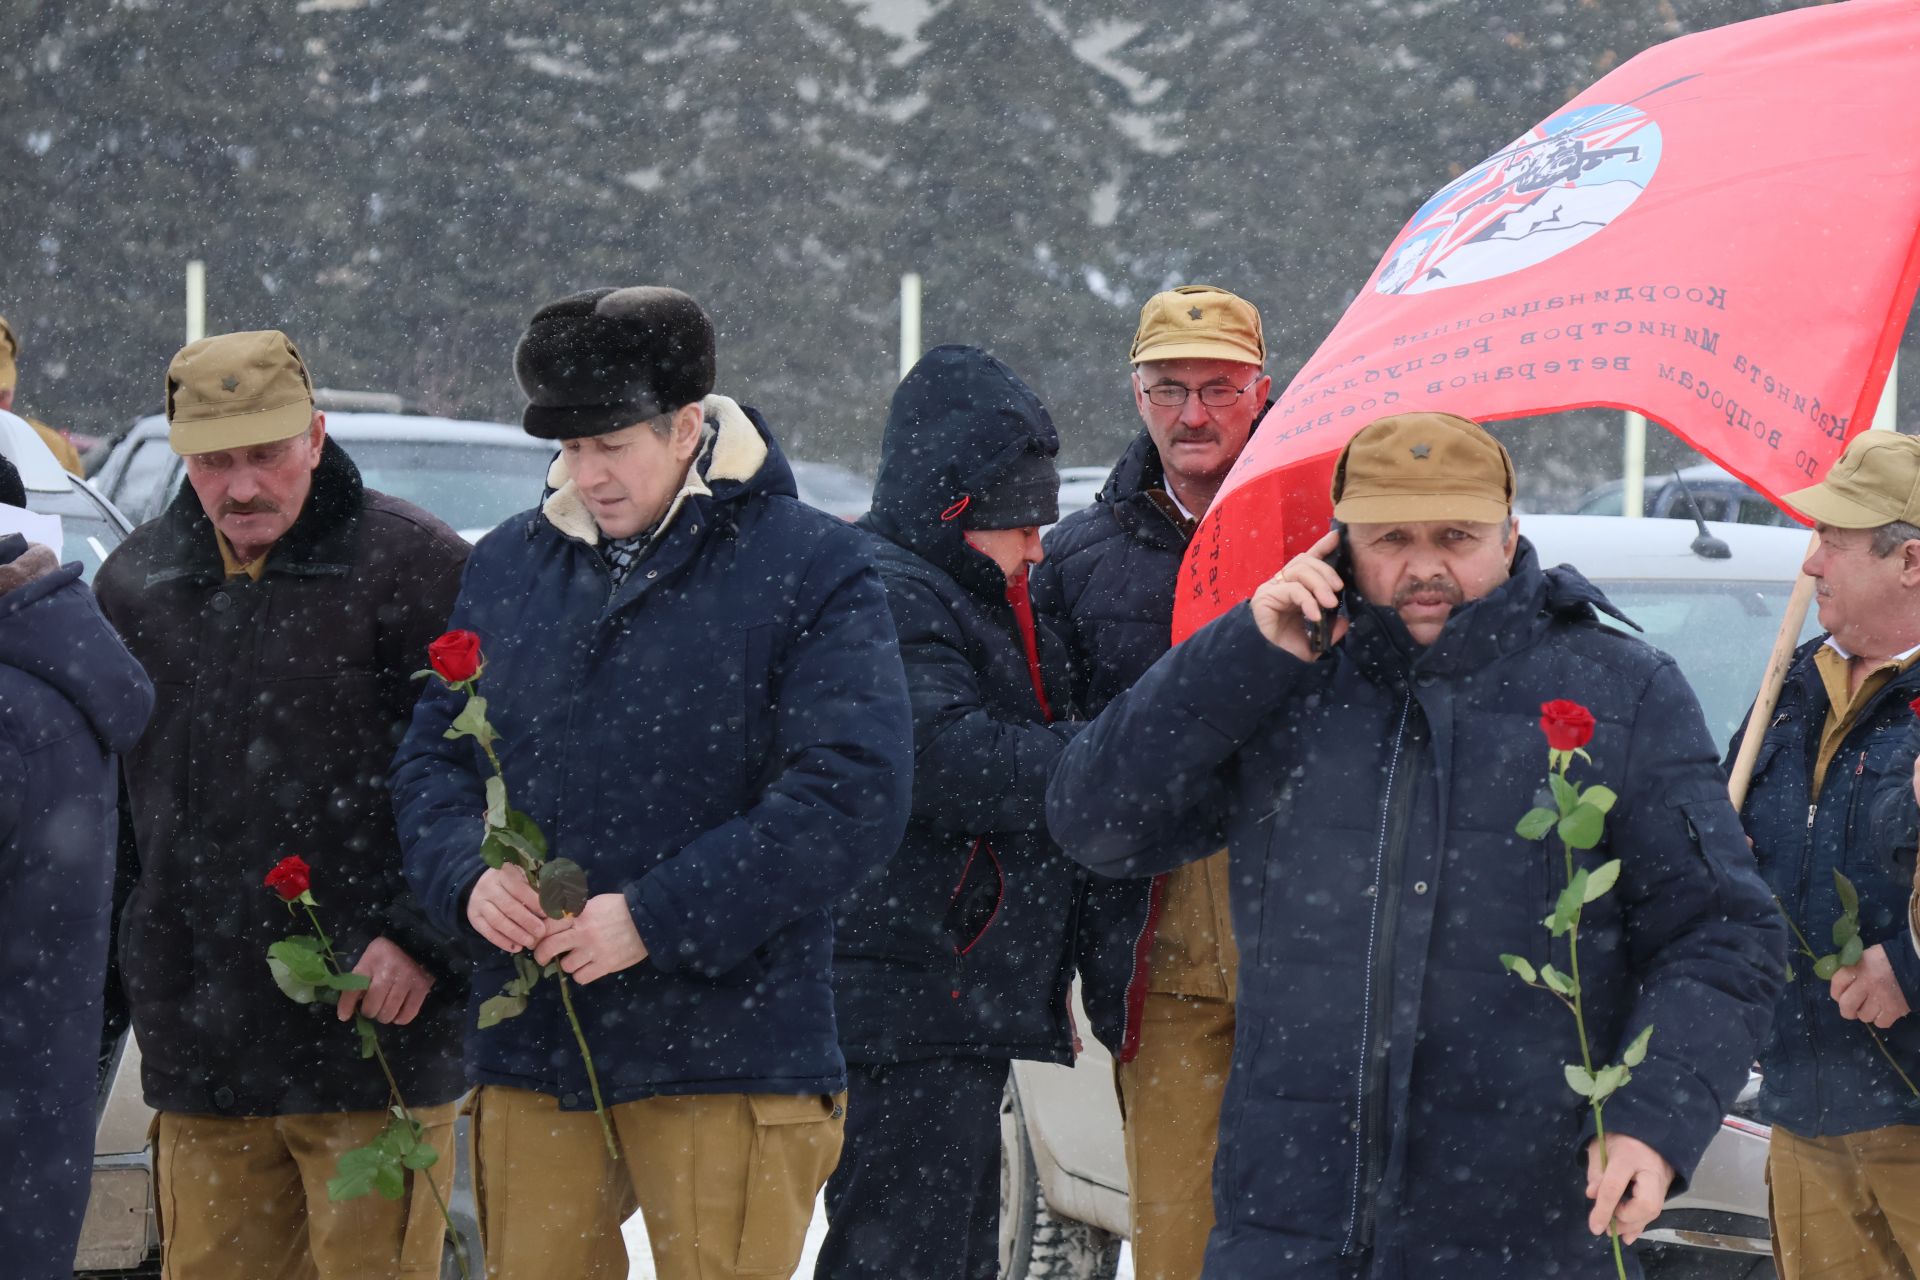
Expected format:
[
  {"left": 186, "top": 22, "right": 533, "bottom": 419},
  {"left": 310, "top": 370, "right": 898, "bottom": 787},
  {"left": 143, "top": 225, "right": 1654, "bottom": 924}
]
[
  {"left": 1029, "top": 285, "right": 1267, "bottom": 1278},
  {"left": 1736, "top": 430, "right": 1920, "bottom": 1278},
  {"left": 93, "top": 331, "right": 471, "bottom": 1278},
  {"left": 1049, "top": 411, "right": 1783, "bottom": 1278}
]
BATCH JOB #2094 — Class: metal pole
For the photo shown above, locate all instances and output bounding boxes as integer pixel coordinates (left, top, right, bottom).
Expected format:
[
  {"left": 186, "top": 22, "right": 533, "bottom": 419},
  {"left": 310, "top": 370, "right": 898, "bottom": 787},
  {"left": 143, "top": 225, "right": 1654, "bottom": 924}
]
[
  {"left": 899, "top": 272, "right": 922, "bottom": 384},
  {"left": 1874, "top": 350, "right": 1900, "bottom": 433},
  {"left": 185, "top": 260, "right": 207, "bottom": 345},
  {"left": 1622, "top": 410, "right": 1647, "bottom": 518}
]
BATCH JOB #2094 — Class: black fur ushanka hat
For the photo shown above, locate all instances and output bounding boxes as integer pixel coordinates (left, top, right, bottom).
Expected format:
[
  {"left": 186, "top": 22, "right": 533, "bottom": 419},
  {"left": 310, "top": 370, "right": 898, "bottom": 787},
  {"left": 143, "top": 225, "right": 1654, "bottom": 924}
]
[{"left": 514, "top": 286, "right": 717, "bottom": 440}]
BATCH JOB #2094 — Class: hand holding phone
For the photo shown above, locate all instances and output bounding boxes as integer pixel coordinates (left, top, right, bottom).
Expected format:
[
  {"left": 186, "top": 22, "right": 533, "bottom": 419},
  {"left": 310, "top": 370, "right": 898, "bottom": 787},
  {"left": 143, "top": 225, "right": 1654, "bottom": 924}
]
[{"left": 1249, "top": 528, "right": 1349, "bottom": 660}]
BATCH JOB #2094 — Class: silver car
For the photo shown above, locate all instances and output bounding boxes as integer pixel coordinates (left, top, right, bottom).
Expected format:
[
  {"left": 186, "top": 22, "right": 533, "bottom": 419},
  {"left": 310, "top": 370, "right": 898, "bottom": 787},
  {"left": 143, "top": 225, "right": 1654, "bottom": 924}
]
[{"left": 1003, "top": 513, "right": 1813, "bottom": 1280}]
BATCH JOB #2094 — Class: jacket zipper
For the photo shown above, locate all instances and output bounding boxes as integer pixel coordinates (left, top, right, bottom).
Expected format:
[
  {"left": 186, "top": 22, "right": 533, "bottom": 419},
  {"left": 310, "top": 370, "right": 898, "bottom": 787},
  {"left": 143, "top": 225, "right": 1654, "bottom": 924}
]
[{"left": 1344, "top": 695, "right": 1421, "bottom": 1256}]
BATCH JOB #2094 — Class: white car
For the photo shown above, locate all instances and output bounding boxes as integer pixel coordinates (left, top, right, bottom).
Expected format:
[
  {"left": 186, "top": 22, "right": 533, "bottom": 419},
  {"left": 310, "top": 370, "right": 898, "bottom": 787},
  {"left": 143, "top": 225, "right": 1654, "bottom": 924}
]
[
  {"left": 1003, "top": 513, "right": 1814, "bottom": 1280},
  {"left": 0, "top": 411, "right": 132, "bottom": 581}
]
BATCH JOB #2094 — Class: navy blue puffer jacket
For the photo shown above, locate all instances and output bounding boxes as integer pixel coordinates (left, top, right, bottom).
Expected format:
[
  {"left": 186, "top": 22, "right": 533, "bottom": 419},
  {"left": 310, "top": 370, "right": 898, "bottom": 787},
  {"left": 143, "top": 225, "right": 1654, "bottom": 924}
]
[
  {"left": 1735, "top": 640, "right": 1920, "bottom": 1137},
  {"left": 1049, "top": 542, "right": 1783, "bottom": 1279},
  {"left": 835, "top": 345, "right": 1084, "bottom": 1064},
  {"left": 392, "top": 399, "right": 913, "bottom": 1105},
  {"left": 0, "top": 536, "right": 152, "bottom": 1275}
]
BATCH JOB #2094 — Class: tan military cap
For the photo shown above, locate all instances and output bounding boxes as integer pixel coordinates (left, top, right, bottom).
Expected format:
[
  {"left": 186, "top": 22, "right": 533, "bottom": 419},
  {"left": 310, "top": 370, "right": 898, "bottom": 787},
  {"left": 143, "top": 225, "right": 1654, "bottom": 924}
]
[
  {"left": 1130, "top": 285, "right": 1265, "bottom": 366},
  {"left": 1331, "top": 411, "right": 1516, "bottom": 525},
  {"left": 166, "top": 330, "right": 315, "bottom": 456},
  {"left": 0, "top": 314, "right": 17, "bottom": 392},
  {"left": 1783, "top": 431, "right": 1920, "bottom": 529}
]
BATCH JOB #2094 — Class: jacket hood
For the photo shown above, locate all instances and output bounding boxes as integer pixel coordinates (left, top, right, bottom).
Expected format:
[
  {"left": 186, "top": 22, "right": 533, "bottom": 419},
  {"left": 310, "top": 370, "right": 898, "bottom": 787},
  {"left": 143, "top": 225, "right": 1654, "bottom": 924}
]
[
  {"left": 538, "top": 393, "right": 794, "bottom": 545},
  {"left": 864, "top": 344, "right": 1058, "bottom": 601},
  {"left": 0, "top": 536, "right": 153, "bottom": 753}
]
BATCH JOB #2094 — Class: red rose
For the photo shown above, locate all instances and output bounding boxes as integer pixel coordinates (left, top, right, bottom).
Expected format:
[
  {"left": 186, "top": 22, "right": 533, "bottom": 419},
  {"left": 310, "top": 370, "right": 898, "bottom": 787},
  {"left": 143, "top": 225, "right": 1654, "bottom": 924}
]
[
  {"left": 1909, "top": 695, "right": 1920, "bottom": 719},
  {"left": 1539, "top": 700, "right": 1596, "bottom": 752},
  {"left": 264, "top": 855, "right": 311, "bottom": 902},
  {"left": 428, "top": 630, "right": 482, "bottom": 684}
]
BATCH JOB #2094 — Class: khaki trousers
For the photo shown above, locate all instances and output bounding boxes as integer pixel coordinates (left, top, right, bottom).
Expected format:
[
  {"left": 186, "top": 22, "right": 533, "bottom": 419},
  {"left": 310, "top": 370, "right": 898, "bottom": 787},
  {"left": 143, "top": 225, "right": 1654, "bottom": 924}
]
[
  {"left": 1116, "top": 991, "right": 1237, "bottom": 1280},
  {"left": 155, "top": 1102, "right": 458, "bottom": 1280},
  {"left": 1770, "top": 1122, "right": 1920, "bottom": 1279},
  {"left": 469, "top": 1084, "right": 844, "bottom": 1280}
]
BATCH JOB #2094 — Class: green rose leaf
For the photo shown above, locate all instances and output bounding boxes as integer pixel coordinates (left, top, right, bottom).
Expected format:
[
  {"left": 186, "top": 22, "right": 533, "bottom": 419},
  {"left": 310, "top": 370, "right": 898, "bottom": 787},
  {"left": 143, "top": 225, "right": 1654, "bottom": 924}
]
[
  {"left": 1813, "top": 954, "right": 1843, "bottom": 980},
  {"left": 1622, "top": 1024, "right": 1655, "bottom": 1069},
  {"left": 1541, "top": 964, "right": 1575, "bottom": 997},
  {"left": 444, "top": 694, "right": 496, "bottom": 749},
  {"left": 267, "top": 955, "right": 319, "bottom": 1005},
  {"left": 1547, "top": 873, "right": 1588, "bottom": 937},
  {"left": 1833, "top": 915, "right": 1860, "bottom": 948},
  {"left": 492, "top": 827, "right": 543, "bottom": 870},
  {"left": 1591, "top": 1063, "right": 1631, "bottom": 1103},
  {"left": 1583, "top": 859, "right": 1622, "bottom": 903},
  {"left": 1549, "top": 772, "right": 1580, "bottom": 817},
  {"left": 325, "top": 971, "right": 371, "bottom": 992},
  {"left": 1581, "top": 785, "right": 1619, "bottom": 816},
  {"left": 1835, "top": 869, "right": 1861, "bottom": 917},
  {"left": 372, "top": 1161, "right": 406, "bottom": 1200},
  {"left": 477, "top": 992, "right": 528, "bottom": 1028},
  {"left": 402, "top": 1140, "right": 440, "bottom": 1171},
  {"left": 539, "top": 858, "right": 591, "bottom": 919},
  {"left": 355, "top": 1016, "right": 378, "bottom": 1060},
  {"left": 485, "top": 775, "right": 508, "bottom": 830},
  {"left": 507, "top": 808, "right": 549, "bottom": 860},
  {"left": 479, "top": 829, "right": 511, "bottom": 871},
  {"left": 1515, "top": 808, "right": 1558, "bottom": 841},
  {"left": 1841, "top": 936, "right": 1865, "bottom": 968},
  {"left": 1564, "top": 1064, "right": 1597, "bottom": 1098},
  {"left": 1558, "top": 804, "right": 1605, "bottom": 851},
  {"left": 1499, "top": 954, "right": 1538, "bottom": 984}
]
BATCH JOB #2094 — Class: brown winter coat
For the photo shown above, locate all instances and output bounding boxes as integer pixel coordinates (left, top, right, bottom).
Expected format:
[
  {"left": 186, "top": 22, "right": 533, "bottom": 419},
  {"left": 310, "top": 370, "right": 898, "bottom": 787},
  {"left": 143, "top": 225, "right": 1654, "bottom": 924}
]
[{"left": 94, "top": 437, "right": 472, "bottom": 1115}]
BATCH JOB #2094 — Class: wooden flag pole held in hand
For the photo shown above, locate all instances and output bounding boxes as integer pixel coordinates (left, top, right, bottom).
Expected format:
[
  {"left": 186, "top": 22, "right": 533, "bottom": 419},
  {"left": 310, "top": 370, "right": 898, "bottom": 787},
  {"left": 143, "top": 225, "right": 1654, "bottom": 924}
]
[{"left": 1726, "top": 535, "right": 1818, "bottom": 815}]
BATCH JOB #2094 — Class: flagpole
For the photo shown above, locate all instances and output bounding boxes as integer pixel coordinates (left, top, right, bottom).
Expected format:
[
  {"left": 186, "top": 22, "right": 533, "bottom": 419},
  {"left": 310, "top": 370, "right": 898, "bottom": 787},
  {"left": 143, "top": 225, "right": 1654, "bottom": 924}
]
[{"left": 1727, "top": 535, "right": 1817, "bottom": 813}]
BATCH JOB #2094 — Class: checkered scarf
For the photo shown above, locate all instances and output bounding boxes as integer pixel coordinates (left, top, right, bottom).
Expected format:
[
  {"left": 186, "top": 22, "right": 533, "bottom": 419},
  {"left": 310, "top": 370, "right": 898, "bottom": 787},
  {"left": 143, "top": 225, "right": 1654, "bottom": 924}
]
[{"left": 602, "top": 533, "right": 648, "bottom": 589}]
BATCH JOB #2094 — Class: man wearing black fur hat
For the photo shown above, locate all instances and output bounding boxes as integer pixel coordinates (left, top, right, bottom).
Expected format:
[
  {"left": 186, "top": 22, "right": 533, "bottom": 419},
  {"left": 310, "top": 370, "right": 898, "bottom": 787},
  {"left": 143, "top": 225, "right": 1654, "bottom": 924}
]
[
  {"left": 817, "top": 345, "right": 1137, "bottom": 1280},
  {"left": 392, "top": 286, "right": 915, "bottom": 1280}
]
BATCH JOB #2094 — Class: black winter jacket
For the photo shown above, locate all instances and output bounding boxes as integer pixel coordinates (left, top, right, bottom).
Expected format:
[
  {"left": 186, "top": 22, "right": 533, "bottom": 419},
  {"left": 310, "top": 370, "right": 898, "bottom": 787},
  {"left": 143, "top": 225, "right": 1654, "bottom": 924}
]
[
  {"left": 1048, "top": 543, "right": 1785, "bottom": 1279},
  {"left": 837, "top": 344, "right": 1083, "bottom": 1063},
  {"left": 0, "top": 537, "right": 152, "bottom": 1276},
  {"left": 392, "top": 398, "right": 914, "bottom": 1105},
  {"left": 1735, "top": 639, "right": 1920, "bottom": 1137},
  {"left": 94, "top": 440, "right": 471, "bottom": 1115}
]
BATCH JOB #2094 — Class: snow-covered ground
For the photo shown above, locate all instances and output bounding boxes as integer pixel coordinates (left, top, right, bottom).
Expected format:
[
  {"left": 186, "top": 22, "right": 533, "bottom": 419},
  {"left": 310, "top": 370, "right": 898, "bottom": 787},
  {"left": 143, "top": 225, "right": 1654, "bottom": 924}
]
[{"left": 622, "top": 1196, "right": 1135, "bottom": 1278}]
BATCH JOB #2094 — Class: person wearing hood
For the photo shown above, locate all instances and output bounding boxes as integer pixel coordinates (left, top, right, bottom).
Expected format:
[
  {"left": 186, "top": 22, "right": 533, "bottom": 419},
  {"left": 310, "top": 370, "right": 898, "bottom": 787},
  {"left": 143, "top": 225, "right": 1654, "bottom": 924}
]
[
  {"left": 1048, "top": 412, "right": 1784, "bottom": 1278},
  {"left": 0, "top": 454, "right": 154, "bottom": 1276},
  {"left": 1027, "top": 285, "right": 1268, "bottom": 1279},
  {"left": 817, "top": 345, "right": 1091, "bottom": 1279},
  {"left": 390, "top": 287, "right": 913, "bottom": 1280},
  {"left": 93, "top": 331, "right": 471, "bottom": 1279}
]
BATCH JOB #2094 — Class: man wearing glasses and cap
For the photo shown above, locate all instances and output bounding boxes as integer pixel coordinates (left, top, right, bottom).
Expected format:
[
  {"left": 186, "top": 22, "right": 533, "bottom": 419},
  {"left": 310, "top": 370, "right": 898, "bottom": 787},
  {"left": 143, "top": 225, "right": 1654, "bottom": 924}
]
[{"left": 1030, "top": 285, "right": 1269, "bottom": 1278}]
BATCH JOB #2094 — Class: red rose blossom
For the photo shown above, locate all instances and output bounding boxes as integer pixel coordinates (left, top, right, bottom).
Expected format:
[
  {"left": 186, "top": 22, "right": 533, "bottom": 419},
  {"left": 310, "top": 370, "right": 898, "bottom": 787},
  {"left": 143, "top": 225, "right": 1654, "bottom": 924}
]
[
  {"left": 1909, "top": 695, "right": 1920, "bottom": 719},
  {"left": 428, "top": 630, "right": 482, "bottom": 684},
  {"left": 264, "top": 855, "right": 311, "bottom": 902},
  {"left": 1539, "top": 700, "right": 1596, "bottom": 752}
]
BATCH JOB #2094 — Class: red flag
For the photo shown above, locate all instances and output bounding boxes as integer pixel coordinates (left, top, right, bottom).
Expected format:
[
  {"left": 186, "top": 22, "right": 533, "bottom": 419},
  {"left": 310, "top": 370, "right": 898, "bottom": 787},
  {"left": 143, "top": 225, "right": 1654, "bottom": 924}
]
[{"left": 1175, "top": 0, "right": 1920, "bottom": 640}]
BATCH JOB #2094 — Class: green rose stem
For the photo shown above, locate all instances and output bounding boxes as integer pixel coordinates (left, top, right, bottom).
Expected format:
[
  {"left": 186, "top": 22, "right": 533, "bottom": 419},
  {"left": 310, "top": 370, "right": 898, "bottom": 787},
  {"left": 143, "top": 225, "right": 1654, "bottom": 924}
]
[
  {"left": 1774, "top": 897, "right": 1920, "bottom": 1098},
  {"left": 462, "top": 683, "right": 617, "bottom": 1160},
  {"left": 296, "top": 901, "right": 471, "bottom": 1280},
  {"left": 1555, "top": 824, "right": 1628, "bottom": 1280}
]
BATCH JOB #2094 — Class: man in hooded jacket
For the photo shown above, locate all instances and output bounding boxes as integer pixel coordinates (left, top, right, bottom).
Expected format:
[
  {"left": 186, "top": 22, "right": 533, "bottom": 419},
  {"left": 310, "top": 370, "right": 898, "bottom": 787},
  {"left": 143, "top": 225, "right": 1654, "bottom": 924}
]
[
  {"left": 818, "top": 344, "right": 1092, "bottom": 1280},
  {"left": 1049, "top": 411, "right": 1783, "bottom": 1278},
  {"left": 391, "top": 287, "right": 914, "bottom": 1280},
  {"left": 0, "top": 455, "right": 155, "bottom": 1276}
]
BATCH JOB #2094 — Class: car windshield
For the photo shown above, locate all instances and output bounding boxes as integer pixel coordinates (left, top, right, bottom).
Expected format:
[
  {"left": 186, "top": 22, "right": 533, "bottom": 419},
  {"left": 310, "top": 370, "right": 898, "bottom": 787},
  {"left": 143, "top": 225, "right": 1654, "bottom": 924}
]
[
  {"left": 1589, "top": 579, "right": 1821, "bottom": 749},
  {"left": 342, "top": 440, "right": 552, "bottom": 534}
]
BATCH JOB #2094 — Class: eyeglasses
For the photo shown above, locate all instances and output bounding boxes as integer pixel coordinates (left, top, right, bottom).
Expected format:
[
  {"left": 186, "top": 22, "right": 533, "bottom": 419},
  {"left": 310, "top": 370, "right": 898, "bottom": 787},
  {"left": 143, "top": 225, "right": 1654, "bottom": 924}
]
[{"left": 1140, "top": 375, "right": 1262, "bottom": 409}]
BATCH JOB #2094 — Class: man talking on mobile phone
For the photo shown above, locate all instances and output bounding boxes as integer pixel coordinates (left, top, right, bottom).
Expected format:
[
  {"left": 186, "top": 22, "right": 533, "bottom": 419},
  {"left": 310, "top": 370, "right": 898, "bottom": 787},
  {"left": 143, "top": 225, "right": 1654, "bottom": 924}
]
[{"left": 1047, "top": 410, "right": 1784, "bottom": 1278}]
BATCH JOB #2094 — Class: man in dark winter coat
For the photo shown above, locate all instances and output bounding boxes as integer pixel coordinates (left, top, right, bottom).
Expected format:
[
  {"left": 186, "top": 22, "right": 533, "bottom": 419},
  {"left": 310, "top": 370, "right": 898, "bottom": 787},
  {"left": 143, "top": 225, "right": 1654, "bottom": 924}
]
[
  {"left": 1734, "top": 430, "right": 1920, "bottom": 1279},
  {"left": 391, "top": 287, "right": 913, "bottom": 1280},
  {"left": 819, "top": 345, "right": 1087, "bottom": 1280},
  {"left": 1028, "top": 284, "right": 1268, "bottom": 1280},
  {"left": 1049, "top": 411, "right": 1784, "bottom": 1279},
  {"left": 93, "top": 331, "right": 470, "bottom": 1279},
  {"left": 0, "top": 459, "right": 154, "bottom": 1277}
]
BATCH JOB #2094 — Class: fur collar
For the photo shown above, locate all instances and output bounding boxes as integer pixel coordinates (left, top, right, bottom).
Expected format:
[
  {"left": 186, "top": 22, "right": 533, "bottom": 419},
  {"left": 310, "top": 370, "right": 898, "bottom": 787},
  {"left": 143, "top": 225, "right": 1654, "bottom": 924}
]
[
  {"left": 540, "top": 393, "right": 766, "bottom": 546},
  {"left": 0, "top": 540, "right": 59, "bottom": 596}
]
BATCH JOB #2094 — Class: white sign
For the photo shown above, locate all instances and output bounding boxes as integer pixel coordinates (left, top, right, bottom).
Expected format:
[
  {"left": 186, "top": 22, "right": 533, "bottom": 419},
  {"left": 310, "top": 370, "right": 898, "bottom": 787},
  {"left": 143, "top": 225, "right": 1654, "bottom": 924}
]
[{"left": 0, "top": 503, "right": 63, "bottom": 557}]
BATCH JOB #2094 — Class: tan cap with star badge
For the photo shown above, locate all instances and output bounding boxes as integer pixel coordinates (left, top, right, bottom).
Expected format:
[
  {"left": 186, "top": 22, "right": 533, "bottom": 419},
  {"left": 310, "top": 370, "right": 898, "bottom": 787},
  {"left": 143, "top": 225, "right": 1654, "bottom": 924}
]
[
  {"left": 1129, "top": 285, "right": 1266, "bottom": 366},
  {"left": 1781, "top": 430, "right": 1920, "bottom": 529},
  {"left": 165, "top": 330, "right": 315, "bottom": 456},
  {"left": 1331, "top": 411, "right": 1515, "bottom": 524}
]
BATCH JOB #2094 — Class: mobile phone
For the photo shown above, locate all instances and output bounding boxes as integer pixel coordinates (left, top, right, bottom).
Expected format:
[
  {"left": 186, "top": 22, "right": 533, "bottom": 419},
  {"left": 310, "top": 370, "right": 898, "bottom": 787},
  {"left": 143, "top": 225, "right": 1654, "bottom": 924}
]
[{"left": 1302, "top": 527, "right": 1352, "bottom": 657}]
